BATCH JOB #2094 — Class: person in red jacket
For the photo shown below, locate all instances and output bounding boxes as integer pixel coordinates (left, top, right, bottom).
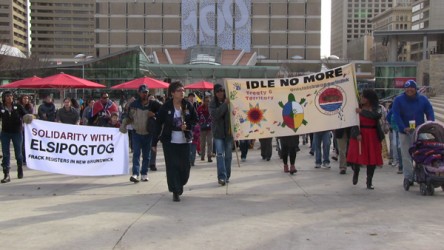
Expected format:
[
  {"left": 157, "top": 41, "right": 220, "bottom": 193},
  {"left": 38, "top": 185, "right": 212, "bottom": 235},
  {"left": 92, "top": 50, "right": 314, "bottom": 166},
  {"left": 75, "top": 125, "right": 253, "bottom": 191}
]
[
  {"left": 347, "top": 89, "right": 384, "bottom": 190},
  {"left": 90, "top": 92, "right": 118, "bottom": 126}
]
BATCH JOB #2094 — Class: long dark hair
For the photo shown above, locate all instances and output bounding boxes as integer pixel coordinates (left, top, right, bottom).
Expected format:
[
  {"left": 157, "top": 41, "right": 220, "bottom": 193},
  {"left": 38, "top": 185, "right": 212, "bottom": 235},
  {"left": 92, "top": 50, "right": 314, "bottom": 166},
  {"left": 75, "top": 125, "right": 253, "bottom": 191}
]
[
  {"left": 19, "top": 95, "right": 33, "bottom": 113},
  {"left": 362, "top": 89, "right": 379, "bottom": 108}
]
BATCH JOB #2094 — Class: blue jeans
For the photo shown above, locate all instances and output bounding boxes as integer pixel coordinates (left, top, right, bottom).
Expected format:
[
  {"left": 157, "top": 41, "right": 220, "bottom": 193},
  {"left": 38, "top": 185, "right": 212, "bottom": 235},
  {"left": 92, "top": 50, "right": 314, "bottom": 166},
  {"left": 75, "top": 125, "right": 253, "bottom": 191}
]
[
  {"left": 239, "top": 140, "right": 249, "bottom": 159},
  {"left": 189, "top": 143, "right": 197, "bottom": 165},
  {"left": 1, "top": 132, "right": 23, "bottom": 170},
  {"left": 214, "top": 137, "right": 233, "bottom": 181},
  {"left": 313, "top": 131, "right": 331, "bottom": 165},
  {"left": 132, "top": 133, "right": 152, "bottom": 176}
]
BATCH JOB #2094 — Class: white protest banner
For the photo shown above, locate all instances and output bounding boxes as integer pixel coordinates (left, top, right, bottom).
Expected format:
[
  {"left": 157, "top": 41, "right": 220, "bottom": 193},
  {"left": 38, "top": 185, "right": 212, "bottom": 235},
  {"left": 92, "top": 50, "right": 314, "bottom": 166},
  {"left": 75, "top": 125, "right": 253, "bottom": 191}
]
[
  {"left": 24, "top": 119, "right": 129, "bottom": 176},
  {"left": 225, "top": 63, "right": 360, "bottom": 140}
]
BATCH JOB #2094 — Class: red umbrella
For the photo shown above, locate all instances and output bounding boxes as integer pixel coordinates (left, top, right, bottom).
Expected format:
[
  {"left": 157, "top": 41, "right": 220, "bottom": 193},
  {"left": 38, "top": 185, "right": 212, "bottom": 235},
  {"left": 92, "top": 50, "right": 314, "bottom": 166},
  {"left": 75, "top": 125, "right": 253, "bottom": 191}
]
[
  {"left": 184, "top": 81, "right": 214, "bottom": 90},
  {"left": 0, "top": 76, "right": 42, "bottom": 89},
  {"left": 111, "top": 76, "right": 169, "bottom": 89},
  {"left": 17, "top": 72, "right": 105, "bottom": 89}
]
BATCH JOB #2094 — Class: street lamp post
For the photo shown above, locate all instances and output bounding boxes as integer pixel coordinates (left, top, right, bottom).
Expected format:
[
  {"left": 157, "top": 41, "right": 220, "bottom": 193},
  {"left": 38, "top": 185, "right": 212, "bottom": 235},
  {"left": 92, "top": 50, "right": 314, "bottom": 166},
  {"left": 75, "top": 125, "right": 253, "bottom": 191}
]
[{"left": 74, "top": 53, "right": 94, "bottom": 99}]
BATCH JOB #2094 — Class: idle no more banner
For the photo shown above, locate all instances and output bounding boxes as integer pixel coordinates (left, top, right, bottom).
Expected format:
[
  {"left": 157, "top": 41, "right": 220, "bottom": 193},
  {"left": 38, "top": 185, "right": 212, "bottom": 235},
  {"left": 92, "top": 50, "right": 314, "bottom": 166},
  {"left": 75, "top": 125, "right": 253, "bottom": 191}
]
[
  {"left": 24, "top": 120, "right": 129, "bottom": 176},
  {"left": 225, "top": 63, "right": 360, "bottom": 140}
]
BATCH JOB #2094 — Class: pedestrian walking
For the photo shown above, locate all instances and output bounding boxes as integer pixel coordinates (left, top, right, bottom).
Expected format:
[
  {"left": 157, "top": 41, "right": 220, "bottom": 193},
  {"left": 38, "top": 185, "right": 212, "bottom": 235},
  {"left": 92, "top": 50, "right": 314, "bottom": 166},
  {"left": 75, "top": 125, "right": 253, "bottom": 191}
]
[
  {"left": 155, "top": 81, "right": 197, "bottom": 201},
  {"left": 347, "top": 89, "right": 385, "bottom": 190},
  {"left": 209, "top": 83, "right": 233, "bottom": 186},
  {"left": 1, "top": 91, "right": 27, "bottom": 183},
  {"left": 391, "top": 80, "right": 434, "bottom": 187}
]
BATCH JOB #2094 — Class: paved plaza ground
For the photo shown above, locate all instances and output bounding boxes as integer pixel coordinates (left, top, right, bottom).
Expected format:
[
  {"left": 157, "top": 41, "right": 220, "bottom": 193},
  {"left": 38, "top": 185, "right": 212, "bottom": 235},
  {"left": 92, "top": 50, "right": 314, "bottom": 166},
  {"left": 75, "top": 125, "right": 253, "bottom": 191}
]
[{"left": 1, "top": 140, "right": 444, "bottom": 250}]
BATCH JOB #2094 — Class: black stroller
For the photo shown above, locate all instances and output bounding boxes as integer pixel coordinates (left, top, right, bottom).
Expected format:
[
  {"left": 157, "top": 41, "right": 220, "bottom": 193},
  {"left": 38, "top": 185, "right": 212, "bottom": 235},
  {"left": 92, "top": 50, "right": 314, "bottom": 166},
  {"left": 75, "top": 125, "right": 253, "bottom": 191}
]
[{"left": 407, "top": 121, "right": 444, "bottom": 195}]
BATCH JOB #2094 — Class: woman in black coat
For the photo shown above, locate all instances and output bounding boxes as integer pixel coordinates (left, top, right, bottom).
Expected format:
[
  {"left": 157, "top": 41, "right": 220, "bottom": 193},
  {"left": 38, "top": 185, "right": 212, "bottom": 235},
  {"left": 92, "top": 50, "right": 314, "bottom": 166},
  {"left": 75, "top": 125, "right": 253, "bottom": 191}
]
[{"left": 155, "top": 81, "right": 197, "bottom": 202}]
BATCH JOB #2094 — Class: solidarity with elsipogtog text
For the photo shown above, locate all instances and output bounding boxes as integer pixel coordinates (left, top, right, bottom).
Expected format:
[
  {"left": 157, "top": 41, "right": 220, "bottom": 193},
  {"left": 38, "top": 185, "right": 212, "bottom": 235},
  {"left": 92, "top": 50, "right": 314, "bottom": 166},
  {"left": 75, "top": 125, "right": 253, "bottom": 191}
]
[{"left": 29, "top": 128, "right": 114, "bottom": 156}]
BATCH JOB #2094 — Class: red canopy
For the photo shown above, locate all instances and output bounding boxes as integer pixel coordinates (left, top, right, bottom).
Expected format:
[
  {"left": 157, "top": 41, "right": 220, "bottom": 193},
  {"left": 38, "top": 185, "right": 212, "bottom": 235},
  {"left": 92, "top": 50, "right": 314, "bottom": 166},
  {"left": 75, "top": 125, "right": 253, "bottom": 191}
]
[
  {"left": 16, "top": 72, "right": 106, "bottom": 89},
  {"left": 0, "top": 76, "right": 42, "bottom": 89},
  {"left": 111, "top": 76, "right": 169, "bottom": 89},
  {"left": 184, "top": 81, "right": 214, "bottom": 90}
]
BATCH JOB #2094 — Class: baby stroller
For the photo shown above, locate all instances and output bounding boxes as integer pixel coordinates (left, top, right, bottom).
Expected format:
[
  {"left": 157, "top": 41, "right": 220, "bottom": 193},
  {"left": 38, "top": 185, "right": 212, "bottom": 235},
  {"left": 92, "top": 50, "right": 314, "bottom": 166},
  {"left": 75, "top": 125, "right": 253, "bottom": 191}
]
[{"left": 407, "top": 121, "right": 444, "bottom": 195}]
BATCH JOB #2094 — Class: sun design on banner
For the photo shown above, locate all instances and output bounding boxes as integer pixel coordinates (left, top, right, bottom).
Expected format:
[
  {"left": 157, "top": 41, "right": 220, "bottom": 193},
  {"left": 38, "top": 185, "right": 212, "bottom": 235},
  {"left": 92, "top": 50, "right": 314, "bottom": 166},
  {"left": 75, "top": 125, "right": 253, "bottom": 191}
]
[
  {"left": 243, "top": 103, "right": 267, "bottom": 128},
  {"left": 278, "top": 93, "right": 308, "bottom": 132}
]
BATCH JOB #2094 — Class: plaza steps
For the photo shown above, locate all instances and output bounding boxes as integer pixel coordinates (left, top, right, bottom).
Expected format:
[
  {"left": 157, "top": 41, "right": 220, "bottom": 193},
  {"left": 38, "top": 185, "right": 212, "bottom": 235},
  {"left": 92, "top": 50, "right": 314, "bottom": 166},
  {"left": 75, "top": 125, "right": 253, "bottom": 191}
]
[{"left": 429, "top": 95, "right": 444, "bottom": 123}]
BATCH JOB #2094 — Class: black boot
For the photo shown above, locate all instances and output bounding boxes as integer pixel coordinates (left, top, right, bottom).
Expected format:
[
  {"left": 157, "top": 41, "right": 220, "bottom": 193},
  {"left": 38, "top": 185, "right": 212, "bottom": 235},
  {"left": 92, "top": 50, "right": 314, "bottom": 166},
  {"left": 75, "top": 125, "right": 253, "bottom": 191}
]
[
  {"left": 366, "top": 165, "right": 376, "bottom": 190},
  {"left": 17, "top": 166, "right": 23, "bottom": 179},
  {"left": 352, "top": 165, "right": 360, "bottom": 185},
  {"left": 1, "top": 168, "right": 10, "bottom": 183},
  {"left": 173, "top": 192, "right": 180, "bottom": 202}
]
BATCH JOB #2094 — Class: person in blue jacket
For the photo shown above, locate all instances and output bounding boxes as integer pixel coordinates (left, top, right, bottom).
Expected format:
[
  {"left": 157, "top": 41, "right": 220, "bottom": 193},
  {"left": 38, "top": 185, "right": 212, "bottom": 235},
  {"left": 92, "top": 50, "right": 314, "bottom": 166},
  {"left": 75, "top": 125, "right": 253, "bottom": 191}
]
[{"left": 391, "top": 80, "right": 434, "bottom": 184}]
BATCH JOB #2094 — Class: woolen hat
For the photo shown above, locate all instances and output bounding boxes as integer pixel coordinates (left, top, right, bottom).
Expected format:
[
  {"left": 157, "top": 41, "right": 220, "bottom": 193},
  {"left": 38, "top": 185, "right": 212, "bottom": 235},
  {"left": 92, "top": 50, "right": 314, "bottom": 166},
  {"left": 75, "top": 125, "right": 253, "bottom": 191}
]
[{"left": 404, "top": 80, "right": 418, "bottom": 89}]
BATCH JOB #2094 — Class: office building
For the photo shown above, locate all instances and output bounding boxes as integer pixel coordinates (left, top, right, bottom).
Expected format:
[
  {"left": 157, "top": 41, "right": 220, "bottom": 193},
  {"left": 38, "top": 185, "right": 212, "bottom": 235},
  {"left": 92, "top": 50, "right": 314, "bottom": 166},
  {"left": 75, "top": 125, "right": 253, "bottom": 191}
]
[
  {"left": 30, "top": 0, "right": 95, "bottom": 63},
  {"left": 372, "top": 2, "right": 413, "bottom": 61},
  {"left": 95, "top": 0, "right": 321, "bottom": 61},
  {"left": 410, "top": 0, "right": 444, "bottom": 60},
  {"left": 331, "top": 0, "right": 395, "bottom": 59},
  {"left": 0, "top": 0, "right": 29, "bottom": 56}
]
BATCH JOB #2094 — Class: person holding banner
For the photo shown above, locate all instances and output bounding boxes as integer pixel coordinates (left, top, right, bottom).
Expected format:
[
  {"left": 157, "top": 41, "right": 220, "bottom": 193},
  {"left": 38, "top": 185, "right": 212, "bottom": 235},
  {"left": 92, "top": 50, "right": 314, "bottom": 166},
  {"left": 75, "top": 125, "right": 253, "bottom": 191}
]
[
  {"left": 347, "top": 89, "right": 384, "bottom": 190},
  {"left": 259, "top": 137, "right": 273, "bottom": 161},
  {"left": 313, "top": 130, "right": 332, "bottom": 169},
  {"left": 279, "top": 135, "right": 299, "bottom": 174},
  {"left": 155, "top": 81, "right": 197, "bottom": 202},
  {"left": 209, "top": 83, "right": 233, "bottom": 186},
  {"left": 0, "top": 91, "right": 27, "bottom": 183}
]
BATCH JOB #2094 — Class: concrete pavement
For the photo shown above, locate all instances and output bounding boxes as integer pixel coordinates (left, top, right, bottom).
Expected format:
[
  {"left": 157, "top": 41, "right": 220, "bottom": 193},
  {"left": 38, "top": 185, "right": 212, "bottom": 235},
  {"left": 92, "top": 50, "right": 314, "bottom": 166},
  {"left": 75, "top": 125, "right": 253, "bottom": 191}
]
[{"left": 1, "top": 140, "right": 444, "bottom": 250}]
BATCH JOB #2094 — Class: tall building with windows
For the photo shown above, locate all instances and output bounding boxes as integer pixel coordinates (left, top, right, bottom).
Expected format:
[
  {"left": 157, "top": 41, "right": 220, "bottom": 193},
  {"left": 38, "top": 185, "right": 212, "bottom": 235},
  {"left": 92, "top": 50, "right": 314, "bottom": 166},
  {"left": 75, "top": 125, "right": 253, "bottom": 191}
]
[
  {"left": 331, "top": 0, "right": 395, "bottom": 59},
  {"left": 372, "top": 2, "right": 413, "bottom": 61},
  {"left": 410, "top": 0, "right": 444, "bottom": 60},
  {"left": 0, "top": 0, "right": 29, "bottom": 56},
  {"left": 95, "top": 0, "right": 321, "bottom": 61},
  {"left": 30, "top": 0, "right": 95, "bottom": 63}
]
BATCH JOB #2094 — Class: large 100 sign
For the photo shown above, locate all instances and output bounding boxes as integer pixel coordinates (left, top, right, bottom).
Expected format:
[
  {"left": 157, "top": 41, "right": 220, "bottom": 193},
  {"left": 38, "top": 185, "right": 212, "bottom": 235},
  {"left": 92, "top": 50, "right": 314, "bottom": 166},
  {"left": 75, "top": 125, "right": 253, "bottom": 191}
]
[{"left": 182, "top": 0, "right": 251, "bottom": 52}]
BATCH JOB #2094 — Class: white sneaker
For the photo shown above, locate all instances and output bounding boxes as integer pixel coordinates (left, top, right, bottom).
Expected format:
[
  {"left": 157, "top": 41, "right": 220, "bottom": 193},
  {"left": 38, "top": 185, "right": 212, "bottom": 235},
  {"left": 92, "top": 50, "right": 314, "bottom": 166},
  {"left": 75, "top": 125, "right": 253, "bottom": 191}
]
[
  {"left": 130, "top": 175, "right": 139, "bottom": 183},
  {"left": 322, "top": 163, "right": 331, "bottom": 169},
  {"left": 141, "top": 175, "right": 149, "bottom": 182}
]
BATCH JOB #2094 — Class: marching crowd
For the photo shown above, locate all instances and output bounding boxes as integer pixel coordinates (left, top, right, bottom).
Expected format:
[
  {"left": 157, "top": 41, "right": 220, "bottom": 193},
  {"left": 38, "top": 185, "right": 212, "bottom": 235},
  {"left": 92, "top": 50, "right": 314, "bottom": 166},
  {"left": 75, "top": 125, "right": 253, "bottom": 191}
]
[{"left": 0, "top": 79, "right": 435, "bottom": 202}]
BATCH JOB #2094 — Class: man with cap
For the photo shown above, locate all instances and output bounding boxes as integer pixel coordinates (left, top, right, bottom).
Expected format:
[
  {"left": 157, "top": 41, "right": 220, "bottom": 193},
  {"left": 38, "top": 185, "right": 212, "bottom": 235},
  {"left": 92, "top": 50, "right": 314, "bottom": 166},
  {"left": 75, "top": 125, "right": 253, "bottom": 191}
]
[
  {"left": 392, "top": 79, "right": 434, "bottom": 185},
  {"left": 120, "top": 84, "right": 162, "bottom": 183},
  {"left": 0, "top": 91, "right": 28, "bottom": 183}
]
